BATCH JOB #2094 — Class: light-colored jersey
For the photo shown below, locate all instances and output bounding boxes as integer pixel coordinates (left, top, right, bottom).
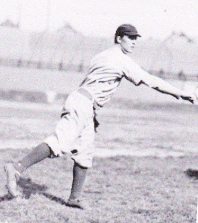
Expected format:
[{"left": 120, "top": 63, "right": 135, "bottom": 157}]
[{"left": 80, "top": 45, "right": 153, "bottom": 106}]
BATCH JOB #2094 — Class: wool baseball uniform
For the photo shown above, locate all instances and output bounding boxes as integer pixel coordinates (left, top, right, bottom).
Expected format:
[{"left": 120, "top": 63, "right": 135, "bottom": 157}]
[{"left": 44, "top": 44, "right": 177, "bottom": 168}]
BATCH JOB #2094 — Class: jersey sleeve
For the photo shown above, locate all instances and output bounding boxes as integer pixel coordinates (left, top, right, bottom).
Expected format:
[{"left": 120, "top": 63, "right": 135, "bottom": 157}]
[{"left": 123, "top": 57, "right": 153, "bottom": 87}]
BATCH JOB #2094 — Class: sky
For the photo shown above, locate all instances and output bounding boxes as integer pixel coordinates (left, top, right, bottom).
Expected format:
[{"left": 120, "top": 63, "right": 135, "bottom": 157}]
[{"left": 0, "top": 0, "right": 198, "bottom": 40}]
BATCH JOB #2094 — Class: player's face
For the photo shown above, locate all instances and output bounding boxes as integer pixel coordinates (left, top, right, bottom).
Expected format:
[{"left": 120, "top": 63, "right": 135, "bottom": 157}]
[{"left": 117, "top": 35, "right": 137, "bottom": 54}]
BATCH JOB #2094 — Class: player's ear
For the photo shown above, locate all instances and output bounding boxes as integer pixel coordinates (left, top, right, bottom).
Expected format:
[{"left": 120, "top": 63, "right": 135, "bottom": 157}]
[{"left": 116, "top": 36, "right": 122, "bottom": 44}]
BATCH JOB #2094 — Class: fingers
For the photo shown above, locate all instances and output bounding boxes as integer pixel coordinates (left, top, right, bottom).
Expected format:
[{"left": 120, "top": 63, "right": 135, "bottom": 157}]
[
  {"left": 190, "top": 94, "right": 196, "bottom": 104},
  {"left": 181, "top": 94, "right": 196, "bottom": 104},
  {"left": 189, "top": 98, "right": 194, "bottom": 104}
]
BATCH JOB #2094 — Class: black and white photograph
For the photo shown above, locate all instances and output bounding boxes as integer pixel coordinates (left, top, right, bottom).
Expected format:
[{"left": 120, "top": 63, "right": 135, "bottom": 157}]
[{"left": 0, "top": 0, "right": 198, "bottom": 222}]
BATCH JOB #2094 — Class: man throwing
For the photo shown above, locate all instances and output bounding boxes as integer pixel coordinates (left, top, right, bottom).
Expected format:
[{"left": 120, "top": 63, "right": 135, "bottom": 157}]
[{"left": 4, "top": 24, "right": 196, "bottom": 210}]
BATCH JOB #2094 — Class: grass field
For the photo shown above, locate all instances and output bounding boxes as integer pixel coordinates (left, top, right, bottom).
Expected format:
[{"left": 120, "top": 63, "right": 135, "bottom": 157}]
[{"left": 0, "top": 98, "right": 198, "bottom": 222}]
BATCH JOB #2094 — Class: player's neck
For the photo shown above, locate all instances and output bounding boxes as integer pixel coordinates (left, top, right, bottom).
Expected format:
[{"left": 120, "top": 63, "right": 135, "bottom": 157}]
[{"left": 116, "top": 44, "right": 130, "bottom": 55}]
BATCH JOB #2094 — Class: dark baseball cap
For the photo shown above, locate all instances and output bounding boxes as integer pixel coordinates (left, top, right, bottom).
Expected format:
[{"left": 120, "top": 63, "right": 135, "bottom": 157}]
[{"left": 115, "top": 24, "right": 141, "bottom": 37}]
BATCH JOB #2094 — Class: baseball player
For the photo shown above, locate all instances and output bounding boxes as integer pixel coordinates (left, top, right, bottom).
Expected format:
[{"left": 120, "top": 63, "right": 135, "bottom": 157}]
[{"left": 4, "top": 24, "right": 196, "bottom": 210}]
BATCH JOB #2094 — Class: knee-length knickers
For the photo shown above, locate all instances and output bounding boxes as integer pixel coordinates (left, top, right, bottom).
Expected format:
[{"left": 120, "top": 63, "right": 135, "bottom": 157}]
[{"left": 44, "top": 91, "right": 95, "bottom": 168}]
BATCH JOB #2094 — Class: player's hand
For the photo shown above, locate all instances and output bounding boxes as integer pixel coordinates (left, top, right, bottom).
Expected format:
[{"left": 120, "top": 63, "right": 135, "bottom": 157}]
[{"left": 181, "top": 92, "right": 196, "bottom": 104}]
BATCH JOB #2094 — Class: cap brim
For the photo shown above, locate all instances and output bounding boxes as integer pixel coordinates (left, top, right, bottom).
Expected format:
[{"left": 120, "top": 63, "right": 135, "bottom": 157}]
[{"left": 126, "top": 32, "right": 141, "bottom": 37}]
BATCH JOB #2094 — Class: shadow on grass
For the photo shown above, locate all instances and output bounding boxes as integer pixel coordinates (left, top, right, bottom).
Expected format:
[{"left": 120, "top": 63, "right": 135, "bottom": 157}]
[
  {"left": 19, "top": 177, "right": 70, "bottom": 206},
  {"left": 185, "top": 169, "right": 198, "bottom": 179},
  {"left": 41, "top": 192, "right": 68, "bottom": 206},
  {"left": 0, "top": 177, "right": 69, "bottom": 207},
  {"left": 0, "top": 194, "right": 13, "bottom": 202},
  {"left": 18, "top": 177, "right": 48, "bottom": 199}
]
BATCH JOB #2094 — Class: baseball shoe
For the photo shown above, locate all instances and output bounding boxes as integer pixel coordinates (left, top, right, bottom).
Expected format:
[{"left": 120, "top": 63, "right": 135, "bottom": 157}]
[
  {"left": 4, "top": 163, "right": 21, "bottom": 197},
  {"left": 66, "top": 198, "right": 89, "bottom": 210}
]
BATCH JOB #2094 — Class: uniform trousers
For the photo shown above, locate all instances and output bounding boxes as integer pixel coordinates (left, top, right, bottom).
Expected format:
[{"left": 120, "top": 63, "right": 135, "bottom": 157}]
[{"left": 44, "top": 90, "right": 95, "bottom": 168}]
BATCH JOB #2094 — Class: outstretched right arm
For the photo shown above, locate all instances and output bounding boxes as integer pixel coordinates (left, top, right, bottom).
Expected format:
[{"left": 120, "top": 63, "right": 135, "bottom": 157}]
[
  {"left": 141, "top": 73, "right": 196, "bottom": 104},
  {"left": 124, "top": 60, "right": 196, "bottom": 104}
]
